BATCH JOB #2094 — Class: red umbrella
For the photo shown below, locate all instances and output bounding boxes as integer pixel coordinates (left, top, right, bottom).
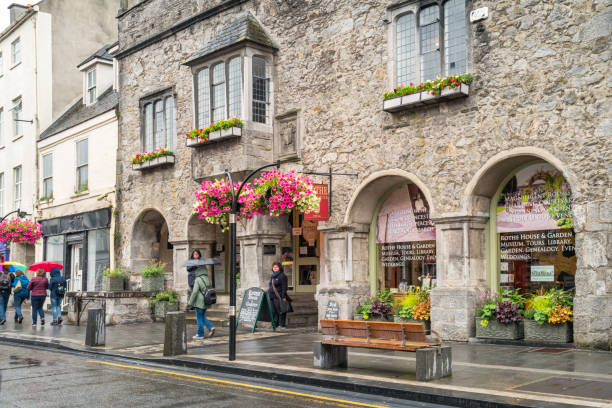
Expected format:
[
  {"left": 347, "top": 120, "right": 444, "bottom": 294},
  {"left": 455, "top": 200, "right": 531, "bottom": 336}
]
[{"left": 29, "top": 261, "right": 64, "bottom": 272}]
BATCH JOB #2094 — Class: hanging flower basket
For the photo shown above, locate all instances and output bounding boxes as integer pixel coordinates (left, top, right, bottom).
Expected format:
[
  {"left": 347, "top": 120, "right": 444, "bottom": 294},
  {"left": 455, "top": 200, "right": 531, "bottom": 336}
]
[
  {"left": 193, "top": 171, "right": 320, "bottom": 231},
  {"left": 0, "top": 218, "right": 43, "bottom": 244}
]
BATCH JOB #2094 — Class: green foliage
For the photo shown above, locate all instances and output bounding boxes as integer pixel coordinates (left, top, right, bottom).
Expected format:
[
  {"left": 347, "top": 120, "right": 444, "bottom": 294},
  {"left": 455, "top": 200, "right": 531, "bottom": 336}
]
[
  {"left": 141, "top": 260, "right": 166, "bottom": 277},
  {"left": 185, "top": 117, "right": 243, "bottom": 141},
  {"left": 383, "top": 73, "right": 473, "bottom": 100},
  {"left": 356, "top": 297, "right": 373, "bottom": 319},
  {"left": 75, "top": 181, "right": 89, "bottom": 194},
  {"left": 374, "top": 289, "right": 394, "bottom": 304},
  {"left": 397, "top": 305, "right": 413, "bottom": 319},
  {"left": 150, "top": 289, "right": 178, "bottom": 307},
  {"left": 103, "top": 268, "right": 127, "bottom": 279},
  {"left": 501, "top": 288, "right": 525, "bottom": 309},
  {"left": 524, "top": 288, "right": 573, "bottom": 325}
]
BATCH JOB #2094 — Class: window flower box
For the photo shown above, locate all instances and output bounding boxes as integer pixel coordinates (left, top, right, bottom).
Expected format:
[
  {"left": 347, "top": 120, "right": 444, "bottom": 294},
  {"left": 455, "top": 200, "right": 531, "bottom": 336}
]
[
  {"left": 132, "top": 149, "right": 175, "bottom": 171},
  {"left": 185, "top": 118, "right": 243, "bottom": 148}
]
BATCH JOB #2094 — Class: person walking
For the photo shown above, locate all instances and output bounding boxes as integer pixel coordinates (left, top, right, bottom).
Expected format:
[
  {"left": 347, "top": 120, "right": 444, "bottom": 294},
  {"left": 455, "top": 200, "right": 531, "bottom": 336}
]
[
  {"left": 11, "top": 270, "right": 29, "bottom": 324},
  {"left": 187, "top": 249, "right": 202, "bottom": 292},
  {"left": 188, "top": 265, "right": 215, "bottom": 340},
  {"left": 27, "top": 270, "right": 49, "bottom": 327},
  {"left": 49, "top": 267, "right": 66, "bottom": 325},
  {"left": 268, "top": 262, "right": 292, "bottom": 330},
  {"left": 0, "top": 265, "right": 15, "bottom": 325}
]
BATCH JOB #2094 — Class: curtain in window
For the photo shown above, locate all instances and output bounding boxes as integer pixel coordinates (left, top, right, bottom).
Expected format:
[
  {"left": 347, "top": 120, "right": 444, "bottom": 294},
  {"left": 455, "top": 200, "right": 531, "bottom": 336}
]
[
  {"left": 444, "top": 0, "right": 466, "bottom": 76},
  {"left": 252, "top": 56, "right": 269, "bottom": 124},
  {"left": 165, "top": 96, "right": 174, "bottom": 150},
  {"left": 419, "top": 5, "right": 441, "bottom": 82},
  {"left": 197, "top": 68, "right": 210, "bottom": 127},
  {"left": 212, "top": 64, "right": 226, "bottom": 122},
  {"left": 396, "top": 13, "right": 416, "bottom": 86},
  {"left": 228, "top": 57, "right": 242, "bottom": 118},
  {"left": 145, "top": 103, "right": 153, "bottom": 151}
]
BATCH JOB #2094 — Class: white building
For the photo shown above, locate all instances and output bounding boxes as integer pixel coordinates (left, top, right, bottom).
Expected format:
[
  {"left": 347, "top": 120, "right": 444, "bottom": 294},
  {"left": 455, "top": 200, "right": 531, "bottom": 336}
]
[
  {"left": 37, "top": 43, "right": 118, "bottom": 292},
  {"left": 0, "top": 1, "right": 119, "bottom": 263}
]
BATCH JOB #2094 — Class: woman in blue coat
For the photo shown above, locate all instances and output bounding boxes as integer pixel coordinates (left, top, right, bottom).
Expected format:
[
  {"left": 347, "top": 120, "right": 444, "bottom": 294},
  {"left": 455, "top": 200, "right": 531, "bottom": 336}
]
[
  {"left": 49, "top": 267, "right": 66, "bottom": 325},
  {"left": 11, "top": 270, "right": 29, "bottom": 324}
]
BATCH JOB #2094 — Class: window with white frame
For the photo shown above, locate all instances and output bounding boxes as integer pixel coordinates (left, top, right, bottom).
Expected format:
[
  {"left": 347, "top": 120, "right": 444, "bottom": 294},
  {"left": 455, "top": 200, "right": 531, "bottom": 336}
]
[
  {"left": 195, "top": 56, "right": 242, "bottom": 128},
  {"left": 87, "top": 68, "right": 97, "bottom": 103},
  {"left": 12, "top": 97, "right": 22, "bottom": 137},
  {"left": 76, "top": 140, "right": 88, "bottom": 192},
  {"left": 394, "top": 0, "right": 467, "bottom": 86},
  {"left": 0, "top": 52, "right": 3, "bottom": 74},
  {"left": 13, "top": 166, "right": 21, "bottom": 210},
  {"left": 0, "top": 173, "right": 4, "bottom": 217},
  {"left": 141, "top": 91, "right": 175, "bottom": 152},
  {"left": 0, "top": 108, "right": 3, "bottom": 146},
  {"left": 42, "top": 154, "right": 53, "bottom": 199},
  {"left": 252, "top": 56, "right": 270, "bottom": 124},
  {"left": 11, "top": 38, "right": 21, "bottom": 65}
]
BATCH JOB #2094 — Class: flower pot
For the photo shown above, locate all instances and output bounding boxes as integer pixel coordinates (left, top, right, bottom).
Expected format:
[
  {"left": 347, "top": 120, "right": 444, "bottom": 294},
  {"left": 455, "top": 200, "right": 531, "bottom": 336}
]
[
  {"left": 524, "top": 320, "right": 572, "bottom": 343},
  {"left": 475, "top": 317, "right": 524, "bottom": 340},
  {"left": 364, "top": 315, "right": 391, "bottom": 322},
  {"left": 393, "top": 316, "right": 431, "bottom": 333},
  {"left": 141, "top": 275, "right": 164, "bottom": 292},
  {"left": 154, "top": 300, "right": 179, "bottom": 318},
  {"left": 103, "top": 276, "right": 124, "bottom": 291},
  {"left": 353, "top": 313, "right": 363, "bottom": 321}
]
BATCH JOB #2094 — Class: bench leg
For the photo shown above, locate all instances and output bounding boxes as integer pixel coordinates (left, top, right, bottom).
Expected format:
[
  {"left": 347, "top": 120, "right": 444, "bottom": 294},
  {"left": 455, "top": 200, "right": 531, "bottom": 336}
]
[
  {"left": 416, "top": 346, "right": 452, "bottom": 381},
  {"left": 313, "top": 342, "right": 347, "bottom": 369}
]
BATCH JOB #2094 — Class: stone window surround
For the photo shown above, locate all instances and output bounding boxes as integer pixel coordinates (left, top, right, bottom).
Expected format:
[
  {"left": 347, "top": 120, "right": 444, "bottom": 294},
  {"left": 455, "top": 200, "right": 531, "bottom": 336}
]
[
  {"left": 189, "top": 45, "right": 274, "bottom": 134},
  {"left": 385, "top": 0, "right": 472, "bottom": 90},
  {"left": 139, "top": 87, "right": 176, "bottom": 152}
]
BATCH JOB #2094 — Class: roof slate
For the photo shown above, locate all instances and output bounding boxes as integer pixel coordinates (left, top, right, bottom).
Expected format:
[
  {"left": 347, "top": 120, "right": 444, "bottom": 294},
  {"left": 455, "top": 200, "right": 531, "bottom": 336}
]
[
  {"left": 185, "top": 12, "right": 277, "bottom": 65},
  {"left": 77, "top": 43, "right": 115, "bottom": 68},
  {"left": 39, "top": 87, "right": 118, "bottom": 141}
]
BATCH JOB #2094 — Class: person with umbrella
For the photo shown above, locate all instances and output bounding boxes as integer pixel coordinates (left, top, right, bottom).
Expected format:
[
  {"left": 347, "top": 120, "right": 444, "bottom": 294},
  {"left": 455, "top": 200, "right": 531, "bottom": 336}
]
[
  {"left": 184, "top": 255, "right": 219, "bottom": 340},
  {"left": 187, "top": 249, "right": 202, "bottom": 292},
  {"left": 0, "top": 264, "right": 15, "bottom": 325},
  {"left": 49, "top": 267, "right": 66, "bottom": 325},
  {"left": 12, "top": 269, "right": 30, "bottom": 324}
]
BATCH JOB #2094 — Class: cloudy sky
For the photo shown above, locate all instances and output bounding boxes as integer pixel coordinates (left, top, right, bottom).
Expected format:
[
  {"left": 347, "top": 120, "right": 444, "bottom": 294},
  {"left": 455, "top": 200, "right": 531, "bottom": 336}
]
[{"left": 0, "top": 0, "right": 31, "bottom": 32}]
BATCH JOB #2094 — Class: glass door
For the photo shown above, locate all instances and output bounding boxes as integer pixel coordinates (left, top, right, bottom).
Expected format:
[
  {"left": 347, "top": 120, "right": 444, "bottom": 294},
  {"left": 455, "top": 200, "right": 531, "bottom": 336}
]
[
  {"left": 293, "top": 214, "right": 320, "bottom": 293},
  {"left": 69, "top": 244, "right": 83, "bottom": 292}
]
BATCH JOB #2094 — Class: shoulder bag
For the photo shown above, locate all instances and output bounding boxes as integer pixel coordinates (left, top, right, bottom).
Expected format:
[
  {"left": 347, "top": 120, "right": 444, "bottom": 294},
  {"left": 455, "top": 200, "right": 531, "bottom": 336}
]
[{"left": 271, "top": 278, "right": 291, "bottom": 314}]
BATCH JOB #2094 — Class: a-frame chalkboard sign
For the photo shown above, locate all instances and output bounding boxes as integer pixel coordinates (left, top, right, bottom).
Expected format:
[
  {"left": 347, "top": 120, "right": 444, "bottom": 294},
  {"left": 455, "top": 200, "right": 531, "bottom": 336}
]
[{"left": 236, "top": 287, "right": 276, "bottom": 333}]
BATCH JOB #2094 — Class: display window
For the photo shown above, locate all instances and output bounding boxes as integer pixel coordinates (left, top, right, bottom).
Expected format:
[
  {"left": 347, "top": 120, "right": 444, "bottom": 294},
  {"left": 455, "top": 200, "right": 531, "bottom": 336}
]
[
  {"left": 496, "top": 163, "right": 575, "bottom": 293},
  {"left": 280, "top": 211, "right": 320, "bottom": 292},
  {"left": 376, "top": 184, "right": 436, "bottom": 290}
]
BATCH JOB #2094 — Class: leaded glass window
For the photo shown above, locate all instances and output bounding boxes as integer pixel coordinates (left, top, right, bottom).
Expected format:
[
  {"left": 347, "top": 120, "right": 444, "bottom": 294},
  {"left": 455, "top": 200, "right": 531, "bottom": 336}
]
[
  {"left": 444, "top": 0, "right": 467, "bottom": 76},
  {"left": 141, "top": 92, "right": 175, "bottom": 152},
  {"left": 212, "top": 63, "right": 226, "bottom": 122},
  {"left": 252, "top": 56, "right": 270, "bottom": 124}
]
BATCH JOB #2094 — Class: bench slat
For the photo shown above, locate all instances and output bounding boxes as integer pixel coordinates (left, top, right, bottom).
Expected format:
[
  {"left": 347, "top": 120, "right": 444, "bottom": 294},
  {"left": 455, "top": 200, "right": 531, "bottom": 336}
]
[
  {"left": 322, "top": 338, "right": 433, "bottom": 352},
  {"left": 320, "top": 319, "right": 426, "bottom": 342}
]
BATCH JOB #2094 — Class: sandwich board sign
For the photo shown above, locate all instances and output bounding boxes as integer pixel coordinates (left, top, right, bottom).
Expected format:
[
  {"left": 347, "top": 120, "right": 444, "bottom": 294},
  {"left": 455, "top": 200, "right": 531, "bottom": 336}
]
[{"left": 237, "top": 287, "right": 276, "bottom": 333}]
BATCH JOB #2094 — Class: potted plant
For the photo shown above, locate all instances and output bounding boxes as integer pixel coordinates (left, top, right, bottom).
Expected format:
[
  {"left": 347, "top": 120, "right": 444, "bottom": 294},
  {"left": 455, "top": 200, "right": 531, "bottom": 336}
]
[
  {"left": 357, "top": 289, "right": 393, "bottom": 321},
  {"left": 103, "top": 268, "right": 128, "bottom": 291},
  {"left": 151, "top": 289, "right": 179, "bottom": 318},
  {"left": 523, "top": 288, "right": 573, "bottom": 342},
  {"left": 140, "top": 260, "right": 166, "bottom": 291},
  {"left": 394, "top": 287, "right": 431, "bottom": 333},
  {"left": 354, "top": 297, "right": 372, "bottom": 320},
  {"left": 475, "top": 289, "right": 524, "bottom": 340}
]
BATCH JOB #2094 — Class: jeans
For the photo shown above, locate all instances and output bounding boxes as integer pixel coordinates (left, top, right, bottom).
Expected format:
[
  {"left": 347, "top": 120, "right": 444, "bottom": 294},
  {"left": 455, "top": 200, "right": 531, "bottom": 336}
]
[
  {"left": 51, "top": 296, "right": 63, "bottom": 321},
  {"left": 14, "top": 295, "right": 26, "bottom": 318},
  {"left": 271, "top": 298, "right": 287, "bottom": 327},
  {"left": 31, "top": 296, "right": 46, "bottom": 324},
  {"left": 0, "top": 292, "right": 10, "bottom": 321},
  {"left": 195, "top": 307, "right": 213, "bottom": 337}
]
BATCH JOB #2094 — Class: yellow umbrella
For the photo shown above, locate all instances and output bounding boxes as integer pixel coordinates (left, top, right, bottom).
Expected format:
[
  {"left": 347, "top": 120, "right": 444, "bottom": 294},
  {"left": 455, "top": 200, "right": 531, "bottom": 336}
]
[{"left": 0, "top": 261, "right": 27, "bottom": 272}]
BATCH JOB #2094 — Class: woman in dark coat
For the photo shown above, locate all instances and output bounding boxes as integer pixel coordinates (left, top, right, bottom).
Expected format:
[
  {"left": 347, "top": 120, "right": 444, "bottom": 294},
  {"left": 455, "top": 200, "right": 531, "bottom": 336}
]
[
  {"left": 267, "top": 262, "right": 291, "bottom": 329},
  {"left": 187, "top": 249, "right": 202, "bottom": 291}
]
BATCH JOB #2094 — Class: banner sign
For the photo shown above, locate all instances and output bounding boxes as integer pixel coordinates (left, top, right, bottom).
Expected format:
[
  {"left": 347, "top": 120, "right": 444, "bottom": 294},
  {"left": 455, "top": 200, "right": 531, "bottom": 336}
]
[{"left": 305, "top": 184, "right": 329, "bottom": 221}]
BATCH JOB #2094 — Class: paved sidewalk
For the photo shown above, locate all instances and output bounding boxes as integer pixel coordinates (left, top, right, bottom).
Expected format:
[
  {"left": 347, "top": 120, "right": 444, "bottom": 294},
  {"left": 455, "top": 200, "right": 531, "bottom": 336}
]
[{"left": 0, "top": 312, "right": 611, "bottom": 408}]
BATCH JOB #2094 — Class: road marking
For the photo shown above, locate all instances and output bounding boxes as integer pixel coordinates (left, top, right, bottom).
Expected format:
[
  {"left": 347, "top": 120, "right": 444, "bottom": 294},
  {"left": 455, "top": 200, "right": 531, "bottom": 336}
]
[{"left": 87, "top": 360, "right": 391, "bottom": 408}]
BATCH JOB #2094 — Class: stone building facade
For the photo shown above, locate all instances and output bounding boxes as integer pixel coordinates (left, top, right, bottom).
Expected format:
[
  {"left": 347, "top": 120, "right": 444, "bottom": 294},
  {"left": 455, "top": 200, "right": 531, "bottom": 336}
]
[{"left": 114, "top": 0, "right": 611, "bottom": 349}]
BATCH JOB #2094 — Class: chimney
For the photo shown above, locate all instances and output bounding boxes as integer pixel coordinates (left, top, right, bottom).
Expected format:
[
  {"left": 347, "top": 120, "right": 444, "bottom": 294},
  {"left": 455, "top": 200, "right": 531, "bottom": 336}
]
[{"left": 9, "top": 3, "right": 30, "bottom": 24}]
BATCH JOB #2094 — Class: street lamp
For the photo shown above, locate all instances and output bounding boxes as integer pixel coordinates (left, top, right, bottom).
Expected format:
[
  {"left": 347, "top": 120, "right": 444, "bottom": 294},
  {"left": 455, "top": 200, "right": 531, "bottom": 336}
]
[
  {"left": 0, "top": 209, "right": 28, "bottom": 222},
  {"left": 225, "top": 160, "right": 280, "bottom": 361}
]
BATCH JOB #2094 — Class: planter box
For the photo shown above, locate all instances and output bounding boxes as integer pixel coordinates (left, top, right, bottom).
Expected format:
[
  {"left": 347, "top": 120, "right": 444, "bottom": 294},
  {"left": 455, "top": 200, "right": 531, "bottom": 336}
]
[
  {"left": 186, "top": 126, "right": 242, "bottom": 147},
  {"left": 353, "top": 313, "right": 363, "bottom": 321},
  {"left": 154, "top": 300, "right": 179, "bottom": 318},
  {"left": 103, "top": 276, "right": 124, "bottom": 291},
  {"left": 382, "top": 84, "right": 470, "bottom": 113},
  {"left": 524, "top": 320, "right": 572, "bottom": 343},
  {"left": 475, "top": 317, "right": 524, "bottom": 340},
  {"left": 393, "top": 316, "right": 431, "bottom": 333},
  {"left": 363, "top": 315, "right": 391, "bottom": 322},
  {"left": 141, "top": 275, "right": 165, "bottom": 292},
  {"left": 132, "top": 155, "right": 175, "bottom": 171}
]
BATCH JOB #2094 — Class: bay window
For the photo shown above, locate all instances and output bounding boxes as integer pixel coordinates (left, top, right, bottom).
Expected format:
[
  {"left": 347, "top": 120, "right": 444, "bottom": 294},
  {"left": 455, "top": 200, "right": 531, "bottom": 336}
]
[{"left": 195, "top": 56, "right": 242, "bottom": 128}]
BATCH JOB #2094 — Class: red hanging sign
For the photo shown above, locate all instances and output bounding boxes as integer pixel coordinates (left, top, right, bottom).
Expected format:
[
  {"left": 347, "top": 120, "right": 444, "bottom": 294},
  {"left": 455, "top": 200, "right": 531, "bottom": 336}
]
[{"left": 305, "top": 184, "right": 329, "bottom": 221}]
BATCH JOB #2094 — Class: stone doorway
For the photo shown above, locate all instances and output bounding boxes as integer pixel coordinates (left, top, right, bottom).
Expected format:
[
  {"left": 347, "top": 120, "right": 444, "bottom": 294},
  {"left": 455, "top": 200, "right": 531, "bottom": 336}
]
[{"left": 131, "top": 209, "right": 173, "bottom": 280}]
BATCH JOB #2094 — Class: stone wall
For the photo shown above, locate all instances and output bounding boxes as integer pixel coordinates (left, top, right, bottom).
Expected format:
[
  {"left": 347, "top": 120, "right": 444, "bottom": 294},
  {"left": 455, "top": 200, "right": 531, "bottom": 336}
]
[{"left": 115, "top": 0, "right": 611, "bottom": 348}]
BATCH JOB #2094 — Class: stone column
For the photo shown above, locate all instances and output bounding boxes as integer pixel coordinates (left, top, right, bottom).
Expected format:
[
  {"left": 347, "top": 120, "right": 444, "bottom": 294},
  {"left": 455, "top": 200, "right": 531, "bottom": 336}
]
[
  {"left": 429, "top": 215, "right": 488, "bottom": 341},
  {"left": 316, "top": 224, "right": 370, "bottom": 321},
  {"left": 572, "top": 201, "right": 612, "bottom": 350},
  {"left": 237, "top": 215, "right": 289, "bottom": 294}
]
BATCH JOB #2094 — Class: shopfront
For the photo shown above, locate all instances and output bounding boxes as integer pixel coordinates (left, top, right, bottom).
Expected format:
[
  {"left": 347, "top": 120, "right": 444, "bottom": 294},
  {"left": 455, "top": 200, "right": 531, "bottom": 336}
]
[
  {"left": 40, "top": 208, "right": 111, "bottom": 292},
  {"left": 279, "top": 211, "right": 321, "bottom": 293}
]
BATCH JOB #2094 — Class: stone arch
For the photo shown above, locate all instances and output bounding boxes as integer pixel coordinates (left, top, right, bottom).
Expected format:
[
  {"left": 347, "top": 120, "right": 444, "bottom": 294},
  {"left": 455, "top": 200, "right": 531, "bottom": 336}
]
[
  {"left": 344, "top": 169, "right": 436, "bottom": 226},
  {"left": 186, "top": 213, "right": 218, "bottom": 242},
  {"left": 463, "top": 147, "right": 579, "bottom": 215},
  {"left": 131, "top": 208, "right": 173, "bottom": 274}
]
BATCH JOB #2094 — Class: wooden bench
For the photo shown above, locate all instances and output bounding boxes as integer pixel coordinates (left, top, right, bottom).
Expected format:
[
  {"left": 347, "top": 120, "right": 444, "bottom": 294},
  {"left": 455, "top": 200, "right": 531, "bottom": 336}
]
[{"left": 314, "top": 319, "right": 451, "bottom": 381}]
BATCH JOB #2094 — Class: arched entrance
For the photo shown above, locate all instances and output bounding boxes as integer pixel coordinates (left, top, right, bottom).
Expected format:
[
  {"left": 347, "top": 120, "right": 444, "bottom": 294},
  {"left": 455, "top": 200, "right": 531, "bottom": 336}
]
[{"left": 131, "top": 209, "right": 173, "bottom": 277}]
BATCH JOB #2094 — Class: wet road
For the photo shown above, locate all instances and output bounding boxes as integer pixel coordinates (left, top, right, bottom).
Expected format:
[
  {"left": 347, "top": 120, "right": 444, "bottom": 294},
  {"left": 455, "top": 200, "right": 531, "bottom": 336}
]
[{"left": 0, "top": 344, "right": 446, "bottom": 408}]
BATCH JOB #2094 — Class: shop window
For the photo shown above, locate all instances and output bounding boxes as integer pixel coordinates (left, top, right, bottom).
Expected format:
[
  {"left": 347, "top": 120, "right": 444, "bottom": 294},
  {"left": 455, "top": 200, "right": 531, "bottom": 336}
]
[
  {"left": 141, "top": 90, "right": 175, "bottom": 152},
  {"left": 87, "top": 229, "right": 110, "bottom": 291},
  {"left": 377, "top": 184, "right": 436, "bottom": 290},
  {"left": 496, "top": 163, "right": 575, "bottom": 293},
  {"left": 44, "top": 235, "right": 65, "bottom": 264},
  {"left": 279, "top": 212, "right": 321, "bottom": 291},
  {"left": 394, "top": 0, "right": 467, "bottom": 86}
]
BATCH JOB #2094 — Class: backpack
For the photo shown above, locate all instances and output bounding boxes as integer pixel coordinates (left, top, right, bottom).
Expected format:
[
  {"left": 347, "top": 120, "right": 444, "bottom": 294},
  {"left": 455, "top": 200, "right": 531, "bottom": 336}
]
[
  {"left": 0, "top": 272, "right": 10, "bottom": 291},
  {"left": 198, "top": 277, "right": 217, "bottom": 306},
  {"left": 55, "top": 277, "right": 67, "bottom": 296}
]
